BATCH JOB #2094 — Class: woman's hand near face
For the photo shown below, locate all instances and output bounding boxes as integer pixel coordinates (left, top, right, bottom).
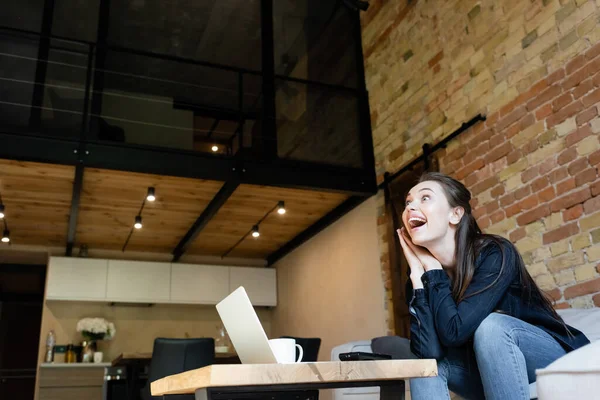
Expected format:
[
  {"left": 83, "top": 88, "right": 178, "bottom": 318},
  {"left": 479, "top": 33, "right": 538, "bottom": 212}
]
[
  {"left": 398, "top": 228, "right": 444, "bottom": 287},
  {"left": 397, "top": 228, "right": 425, "bottom": 289}
]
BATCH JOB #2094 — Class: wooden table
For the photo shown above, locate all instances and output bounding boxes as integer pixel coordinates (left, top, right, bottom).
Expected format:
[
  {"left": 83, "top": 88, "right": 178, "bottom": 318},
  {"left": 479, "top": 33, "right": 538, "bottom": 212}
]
[{"left": 151, "top": 360, "right": 437, "bottom": 400}]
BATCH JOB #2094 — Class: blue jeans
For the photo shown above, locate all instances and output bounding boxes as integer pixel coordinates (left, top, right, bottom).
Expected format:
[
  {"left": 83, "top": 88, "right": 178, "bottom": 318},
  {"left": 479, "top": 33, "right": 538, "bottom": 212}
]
[{"left": 410, "top": 313, "right": 566, "bottom": 400}]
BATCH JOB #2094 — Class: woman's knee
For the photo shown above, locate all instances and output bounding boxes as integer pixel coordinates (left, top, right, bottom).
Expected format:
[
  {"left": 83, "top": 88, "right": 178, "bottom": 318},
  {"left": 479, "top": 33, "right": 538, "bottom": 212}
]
[{"left": 473, "top": 313, "right": 512, "bottom": 348}]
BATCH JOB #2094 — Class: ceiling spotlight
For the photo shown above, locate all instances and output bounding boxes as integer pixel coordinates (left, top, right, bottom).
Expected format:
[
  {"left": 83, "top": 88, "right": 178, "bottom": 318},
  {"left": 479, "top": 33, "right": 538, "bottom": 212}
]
[
  {"left": 211, "top": 145, "right": 219, "bottom": 152},
  {"left": 134, "top": 215, "right": 143, "bottom": 229},
  {"left": 277, "top": 201, "right": 286, "bottom": 215},
  {"left": 146, "top": 187, "right": 156, "bottom": 202},
  {"left": 0, "top": 204, "right": 4, "bottom": 219},
  {"left": 1, "top": 229, "right": 9, "bottom": 243},
  {"left": 251, "top": 225, "right": 260, "bottom": 238}
]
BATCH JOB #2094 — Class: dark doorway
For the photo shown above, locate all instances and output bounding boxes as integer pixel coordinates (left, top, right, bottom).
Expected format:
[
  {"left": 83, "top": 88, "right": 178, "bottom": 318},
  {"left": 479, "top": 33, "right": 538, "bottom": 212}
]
[{"left": 0, "top": 263, "right": 46, "bottom": 400}]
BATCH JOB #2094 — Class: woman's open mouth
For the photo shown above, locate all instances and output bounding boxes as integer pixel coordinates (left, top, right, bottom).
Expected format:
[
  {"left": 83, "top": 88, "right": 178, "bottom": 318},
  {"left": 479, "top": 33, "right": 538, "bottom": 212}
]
[{"left": 408, "top": 217, "right": 427, "bottom": 230}]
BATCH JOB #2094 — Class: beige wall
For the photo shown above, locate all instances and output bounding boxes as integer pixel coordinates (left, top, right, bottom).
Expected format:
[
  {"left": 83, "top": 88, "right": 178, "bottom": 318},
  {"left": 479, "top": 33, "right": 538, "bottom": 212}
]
[
  {"left": 38, "top": 301, "right": 272, "bottom": 364},
  {"left": 271, "top": 196, "right": 387, "bottom": 362}
]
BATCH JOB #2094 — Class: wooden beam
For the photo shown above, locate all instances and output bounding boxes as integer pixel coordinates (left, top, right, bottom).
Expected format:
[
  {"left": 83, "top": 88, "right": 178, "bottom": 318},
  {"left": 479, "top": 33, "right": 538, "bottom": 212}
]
[
  {"left": 66, "top": 164, "right": 84, "bottom": 256},
  {"left": 172, "top": 181, "right": 240, "bottom": 261}
]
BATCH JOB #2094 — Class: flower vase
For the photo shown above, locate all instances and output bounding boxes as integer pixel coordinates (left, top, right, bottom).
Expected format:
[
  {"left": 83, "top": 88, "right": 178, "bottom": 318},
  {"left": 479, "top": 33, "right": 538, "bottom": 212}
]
[{"left": 82, "top": 340, "right": 97, "bottom": 363}]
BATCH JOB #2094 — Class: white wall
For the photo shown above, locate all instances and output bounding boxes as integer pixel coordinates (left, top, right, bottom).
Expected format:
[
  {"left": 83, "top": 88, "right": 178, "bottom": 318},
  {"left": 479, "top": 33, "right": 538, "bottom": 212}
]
[{"left": 271, "top": 196, "right": 387, "bottom": 361}]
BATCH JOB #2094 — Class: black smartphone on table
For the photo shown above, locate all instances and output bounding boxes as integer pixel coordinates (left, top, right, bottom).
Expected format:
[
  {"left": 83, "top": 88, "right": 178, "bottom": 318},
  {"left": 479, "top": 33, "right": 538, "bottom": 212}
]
[{"left": 339, "top": 352, "right": 392, "bottom": 361}]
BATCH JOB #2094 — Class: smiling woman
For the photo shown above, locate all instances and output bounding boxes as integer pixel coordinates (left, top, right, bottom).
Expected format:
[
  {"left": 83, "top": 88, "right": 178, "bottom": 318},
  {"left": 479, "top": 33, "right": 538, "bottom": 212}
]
[{"left": 398, "top": 172, "right": 590, "bottom": 400}]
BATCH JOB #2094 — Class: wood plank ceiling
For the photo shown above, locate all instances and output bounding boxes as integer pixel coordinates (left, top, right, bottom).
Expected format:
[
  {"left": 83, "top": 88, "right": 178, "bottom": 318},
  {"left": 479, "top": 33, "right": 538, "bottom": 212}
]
[{"left": 0, "top": 159, "right": 349, "bottom": 259}]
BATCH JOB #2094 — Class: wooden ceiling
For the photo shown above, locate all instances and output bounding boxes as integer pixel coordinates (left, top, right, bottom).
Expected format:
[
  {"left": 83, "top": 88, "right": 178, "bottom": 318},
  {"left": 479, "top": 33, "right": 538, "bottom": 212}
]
[{"left": 0, "top": 159, "right": 349, "bottom": 260}]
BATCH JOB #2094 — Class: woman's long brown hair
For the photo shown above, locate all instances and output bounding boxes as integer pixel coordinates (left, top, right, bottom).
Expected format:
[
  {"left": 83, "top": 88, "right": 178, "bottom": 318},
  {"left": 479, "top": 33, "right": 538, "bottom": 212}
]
[{"left": 417, "top": 172, "right": 562, "bottom": 321}]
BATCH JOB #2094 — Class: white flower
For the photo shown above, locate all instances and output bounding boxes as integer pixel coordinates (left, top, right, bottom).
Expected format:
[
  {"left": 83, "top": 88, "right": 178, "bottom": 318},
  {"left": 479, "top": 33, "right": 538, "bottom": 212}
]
[{"left": 76, "top": 318, "right": 116, "bottom": 339}]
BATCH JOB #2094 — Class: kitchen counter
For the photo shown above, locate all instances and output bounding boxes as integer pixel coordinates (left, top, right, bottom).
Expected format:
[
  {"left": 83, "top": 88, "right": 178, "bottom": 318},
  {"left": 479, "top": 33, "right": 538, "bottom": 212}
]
[{"left": 40, "top": 362, "right": 112, "bottom": 368}]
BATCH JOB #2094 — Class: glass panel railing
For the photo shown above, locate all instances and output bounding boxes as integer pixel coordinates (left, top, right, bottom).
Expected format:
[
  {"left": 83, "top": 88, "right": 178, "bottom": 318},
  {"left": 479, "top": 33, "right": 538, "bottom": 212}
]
[
  {"left": 274, "top": 78, "right": 363, "bottom": 168},
  {"left": 273, "top": 1, "right": 359, "bottom": 89}
]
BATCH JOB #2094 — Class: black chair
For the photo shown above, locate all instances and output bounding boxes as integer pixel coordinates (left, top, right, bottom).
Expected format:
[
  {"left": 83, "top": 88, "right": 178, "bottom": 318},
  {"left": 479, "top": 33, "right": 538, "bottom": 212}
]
[
  {"left": 280, "top": 336, "right": 321, "bottom": 362},
  {"left": 141, "top": 338, "right": 215, "bottom": 400}
]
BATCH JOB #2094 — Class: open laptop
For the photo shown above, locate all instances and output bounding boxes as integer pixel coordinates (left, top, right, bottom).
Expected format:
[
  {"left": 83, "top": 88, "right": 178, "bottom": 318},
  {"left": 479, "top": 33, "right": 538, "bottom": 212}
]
[{"left": 216, "top": 286, "right": 278, "bottom": 364}]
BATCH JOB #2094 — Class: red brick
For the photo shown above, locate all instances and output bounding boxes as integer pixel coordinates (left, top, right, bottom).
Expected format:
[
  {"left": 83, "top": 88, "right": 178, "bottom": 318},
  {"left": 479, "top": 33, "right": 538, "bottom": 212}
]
[
  {"left": 539, "top": 158, "right": 557, "bottom": 175},
  {"left": 506, "top": 203, "right": 521, "bottom": 217},
  {"left": 500, "top": 192, "right": 515, "bottom": 207},
  {"left": 595, "top": 71, "right": 600, "bottom": 87},
  {"left": 585, "top": 57, "right": 600, "bottom": 78},
  {"left": 472, "top": 176, "right": 499, "bottom": 196},
  {"left": 566, "top": 124, "right": 592, "bottom": 147},
  {"left": 478, "top": 217, "right": 491, "bottom": 230},
  {"left": 557, "top": 177, "right": 576, "bottom": 193},
  {"left": 527, "top": 85, "right": 562, "bottom": 111},
  {"left": 519, "top": 194, "right": 539, "bottom": 211},
  {"left": 491, "top": 184, "right": 505, "bottom": 197},
  {"left": 563, "top": 204, "right": 583, "bottom": 221},
  {"left": 537, "top": 186, "right": 556, "bottom": 202},
  {"left": 473, "top": 206, "right": 486, "bottom": 219},
  {"left": 546, "top": 288, "right": 562, "bottom": 302},
  {"left": 535, "top": 103, "right": 553, "bottom": 120},
  {"left": 576, "top": 106, "right": 598, "bottom": 126},
  {"left": 485, "top": 142, "right": 512, "bottom": 163},
  {"left": 496, "top": 106, "right": 527, "bottom": 132},
  {"left": 456, "top": 158, "right": 485, "bottom": 180},
  {"left": 522, "top": 79, "right": 549, "bottom": 105},
  {"left": 543, "top": 221, "right": 579, "bottom": 244},
  {"left": 546, "top": 68, "right": 566, "bottom": 85},
  {"left": 575, "top": 167, "right": 597, "bottom": 187},
  {"left": 594, "top": 293, "right": 600, "bottom": 307},
  {"left": 486, "top": 200, "right": 500, "bottom": 214},
  {"left": 428, "top": 50, "right": 444, "bottom": 68},
  {"left": 590, "top": 150, "right": 600, "bottom": 167},
  {"left": 585, "top": 42, "right": 600, "bottom": 60},
  {"left": 558, "top": 147, "right": 578, "bottom": 165},
  {"left": 592, "top": 181, "right": 600, "bottom": 197},
  {"left": 573, "top": 78, "right": 594, "bottom": 100},
  {"left": 445, "top": 145, "right": 468, "bottom": 163},
  {"left": 522, "top": 165, "right": 539, "bottom": 183},
  {"left": 584, "top": 195, "right": 600, "bottom": 214},
  {"left": 490, "top": 132, "right": 507, "bottom": 148},
  {"left": 517, "top": 204, "right": 551, "bottom": 225},
  {"left": 568, "top": 158, "right": 589, "bottom": 176},
  {"left": 547, "top": 101, "right": 585, "bottom": 128},
  {"left": 564, "top": 277, "right": 600, "bottom": 299},
  {"left": 554, "top": 302, "right": 570, "bottom": 310},
  {"left": 522, "top": 139, "right": 539, "bottom": 155},
  {"left": 465, "top": 173, "right": 479, "bottom": 187},
  {"left": 550, "top": 167, "right": 569, "bottom": 183},
  {"left": 485, "top": 112, "right": 500, "bottom": 128},
  {"left": 531, "top": 176, "right": 549, "bottom": 192},
  {"left": 468, "top": 128, "right": 494, "bottom": 149},
  {"left": 510, "top": 227, "right": 526, "bottom": 242},
  {"left": 519, "top": 114, "right": 535, "bottom": 131},
  {"left": 515, "top": 185, "right": 532, "bottom": 200},
  {"left": 566, "top": 54, "right": 586, "bottom": 75},
  {"left": 550, "top": 187, "right": 592, "bottom": 212},
  {"left": 562, "top": 69, "right": 586, "bottom": 91},
  {"left": 552, "top": 92, "right": 573, "bottom": 112},
  {"left": 507, "top": 150, "right": 523, "bottom": 165},
  {"left": 582, "top": 88, "right": 600, "bottom": 108},
  {"left": 489, "top": 209, "right": 505, "bottom": 224}
]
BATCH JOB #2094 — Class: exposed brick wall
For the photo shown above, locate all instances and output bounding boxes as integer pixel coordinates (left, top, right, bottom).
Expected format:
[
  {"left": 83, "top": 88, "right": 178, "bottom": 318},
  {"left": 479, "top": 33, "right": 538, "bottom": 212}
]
[{"left": 361, "top": 0, "right": 600, "bottom": 333}]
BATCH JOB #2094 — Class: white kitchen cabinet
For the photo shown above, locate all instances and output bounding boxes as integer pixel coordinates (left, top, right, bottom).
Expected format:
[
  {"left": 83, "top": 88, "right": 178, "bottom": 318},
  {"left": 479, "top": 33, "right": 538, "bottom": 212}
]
[
  {"left": 229, "top": 267, "right": 277, "bottom": 306},
  {"left": 46, "top": 257, "right": 108, "bottom": 301},
  {"left": 170, "top": 264, "right": 229, "bottom": 304},
  {"left": 106, "top": 260, "right": 170, "bottom": 303}
]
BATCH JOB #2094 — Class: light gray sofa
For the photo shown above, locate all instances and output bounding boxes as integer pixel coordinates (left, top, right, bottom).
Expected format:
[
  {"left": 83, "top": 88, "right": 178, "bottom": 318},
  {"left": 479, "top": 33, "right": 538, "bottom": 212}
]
[{"left": 331, "top": 308, "right": 600, "bottom": 400}]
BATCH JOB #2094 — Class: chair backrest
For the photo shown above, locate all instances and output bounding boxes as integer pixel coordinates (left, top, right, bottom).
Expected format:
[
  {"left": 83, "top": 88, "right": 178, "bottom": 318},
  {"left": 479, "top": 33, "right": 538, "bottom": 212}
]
[
  {"left": 281, "top": 336, "right": 321, "bottom": 362},
  {"left": 144, "top": 338, "right": 215, "bottom": 399}
]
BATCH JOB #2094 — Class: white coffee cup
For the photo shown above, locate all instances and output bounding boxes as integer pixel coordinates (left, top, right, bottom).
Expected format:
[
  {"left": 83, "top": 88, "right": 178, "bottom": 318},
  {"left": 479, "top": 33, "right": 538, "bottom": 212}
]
[
  {"left": 268, "top": 338, "right": 303, "bottom": 363},
  {"left": 93, "top": 352, "right": 104, "bottom": 363}
]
